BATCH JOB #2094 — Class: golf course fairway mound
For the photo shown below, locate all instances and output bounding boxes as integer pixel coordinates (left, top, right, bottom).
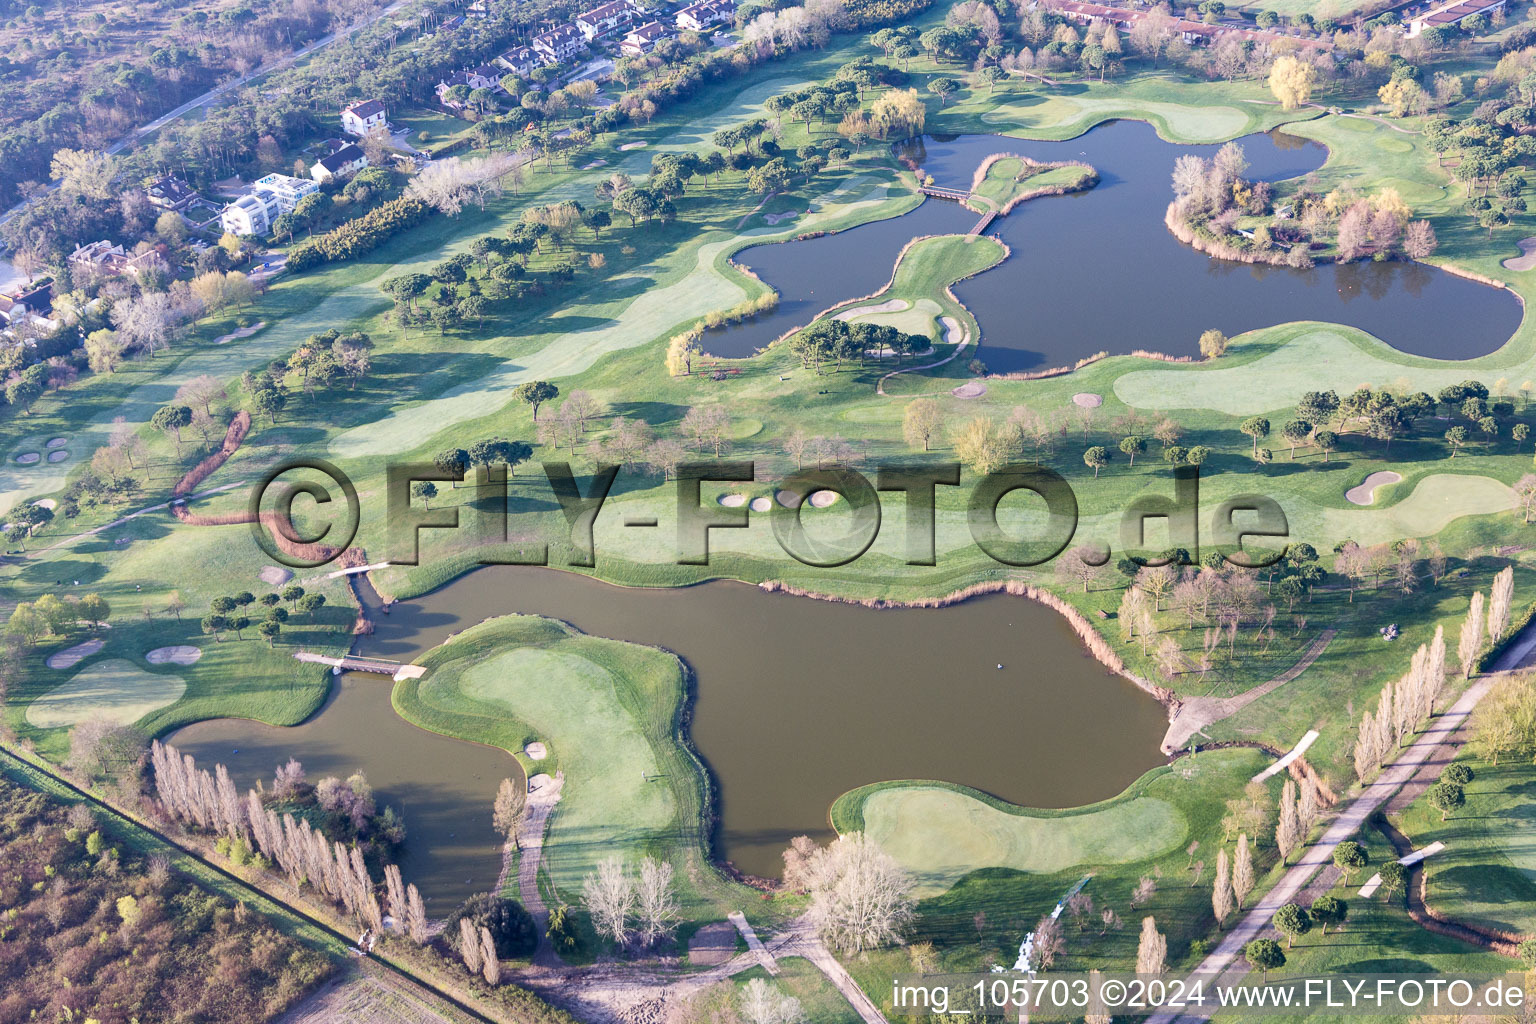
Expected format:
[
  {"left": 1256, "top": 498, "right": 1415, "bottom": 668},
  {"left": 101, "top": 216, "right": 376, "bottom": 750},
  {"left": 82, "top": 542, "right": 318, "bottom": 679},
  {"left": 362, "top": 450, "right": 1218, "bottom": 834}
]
[
  {"left": 27, "top": 659, "right": 186, "bottom": 730},
  {"left": 399, "top": 614, "right": 705, "bottom": 890}
]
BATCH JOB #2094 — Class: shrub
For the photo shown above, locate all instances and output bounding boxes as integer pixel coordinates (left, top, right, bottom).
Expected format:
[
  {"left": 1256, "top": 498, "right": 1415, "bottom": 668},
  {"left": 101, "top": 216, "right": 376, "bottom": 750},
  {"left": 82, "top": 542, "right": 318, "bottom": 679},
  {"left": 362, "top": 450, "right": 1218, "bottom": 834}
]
[{"left": 442, "top": 892, "right": 538, "bottom": 959}]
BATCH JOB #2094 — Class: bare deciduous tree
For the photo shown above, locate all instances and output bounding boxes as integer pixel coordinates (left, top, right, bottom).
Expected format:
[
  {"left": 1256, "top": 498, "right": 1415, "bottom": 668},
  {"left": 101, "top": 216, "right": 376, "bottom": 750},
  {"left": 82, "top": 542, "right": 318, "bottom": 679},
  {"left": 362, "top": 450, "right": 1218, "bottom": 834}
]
[
  {"left": 636, "top": 856, "right": 679, "bottom": 948},
  {"left": 802, "top": 832, "right": 915, "bottom": 955},
  {"left": 583, "top": 856, "right": 637, "bottom": 946},
  {"left": 492, "top": 777, "right": 525, "bottom": 847}
]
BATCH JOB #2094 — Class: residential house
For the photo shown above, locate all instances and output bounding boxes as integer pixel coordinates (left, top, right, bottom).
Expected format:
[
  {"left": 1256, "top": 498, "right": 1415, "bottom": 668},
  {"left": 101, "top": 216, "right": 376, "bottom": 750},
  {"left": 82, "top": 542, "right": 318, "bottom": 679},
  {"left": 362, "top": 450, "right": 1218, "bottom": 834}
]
[
  {"left": 577, "top": 0, "right": 639, "bottom": 40},
  {"left": 0, "top": 282, "right": 50, "bottom": 326},
  {"left": 532, "top": 23, "right": 584, "bottom": 64},
  {"left": 219, "top": 174, "right": 318, "bottom": 236},
  {"left": 311, "top": 144, "right": 369, "bottom": 183},
  {"left": 496, "top": 45, "right": 538, "bottom": 76},
  {"left": 620, "top": 19, "right": 669, "bottom": 56},
  {"left": 1405, "top": 0, "right": 1507, "bottom": 35},
  {"left": 675, "top": 0, "right": 734, "bottom": 32},
  {"left": 1051, "top": 0, "right": 1325, "bottom": 50},
  {"left": 144, "top": 175, "right": 198, "bottom": 212},
  {"left": 435, "top": 64, "right": 506, "bottom": 106},
  {"left": 342, "top": 99, "right": 388, "bottom": 137},
  {"left": 67, "top": 241, "right": 161, "bottom": 280}
]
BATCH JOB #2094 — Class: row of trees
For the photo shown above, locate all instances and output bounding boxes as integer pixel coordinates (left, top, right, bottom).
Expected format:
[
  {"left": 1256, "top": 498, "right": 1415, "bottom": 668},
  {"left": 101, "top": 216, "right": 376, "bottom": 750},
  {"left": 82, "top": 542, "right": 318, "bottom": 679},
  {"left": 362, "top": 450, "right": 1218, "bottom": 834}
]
[
  {"left": 150, "top": 741, "right": 424, "bottom": 940},
  {"left": 5, "top": 592, "right": 110, "bottom": 645}
]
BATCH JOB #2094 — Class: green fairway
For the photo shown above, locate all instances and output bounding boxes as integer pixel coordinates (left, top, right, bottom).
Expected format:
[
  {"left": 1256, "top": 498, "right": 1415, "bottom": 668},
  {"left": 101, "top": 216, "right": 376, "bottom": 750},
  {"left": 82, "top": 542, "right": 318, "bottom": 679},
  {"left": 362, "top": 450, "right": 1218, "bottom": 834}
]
[
  {"left": 26, "top": 658, "right": 186, "bottom": 729},
  {"left": 1392, "top": 757, "right": 1536, "bottom": 937},
  {"left": 849, "top": 782, "right": 1187, "bottom": 896},
  {"left": 396, "top": 614, "right": 753, "bottom": 923}
]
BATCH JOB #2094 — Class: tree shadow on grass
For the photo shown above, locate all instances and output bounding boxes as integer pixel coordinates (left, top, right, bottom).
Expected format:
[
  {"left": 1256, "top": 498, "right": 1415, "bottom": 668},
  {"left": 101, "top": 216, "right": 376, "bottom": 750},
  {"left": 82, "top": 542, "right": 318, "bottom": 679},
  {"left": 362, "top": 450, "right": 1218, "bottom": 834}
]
[
  {"left": 16, "top": 558, "right": 108, "bottom": 587},
  {"left": 607, "top": 401, "right": 690, "bottom": 427}
]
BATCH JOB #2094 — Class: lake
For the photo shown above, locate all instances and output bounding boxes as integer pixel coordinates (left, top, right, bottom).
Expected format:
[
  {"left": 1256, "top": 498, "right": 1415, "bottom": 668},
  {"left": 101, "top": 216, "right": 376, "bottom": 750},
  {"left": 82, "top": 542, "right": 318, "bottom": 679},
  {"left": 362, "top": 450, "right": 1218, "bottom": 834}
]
[
  {"left": 702, "top": 120, "right": 1523, "bottom": 371},
  {"left": 171, "top": 566, "right": 1169, "bottom": 901}
]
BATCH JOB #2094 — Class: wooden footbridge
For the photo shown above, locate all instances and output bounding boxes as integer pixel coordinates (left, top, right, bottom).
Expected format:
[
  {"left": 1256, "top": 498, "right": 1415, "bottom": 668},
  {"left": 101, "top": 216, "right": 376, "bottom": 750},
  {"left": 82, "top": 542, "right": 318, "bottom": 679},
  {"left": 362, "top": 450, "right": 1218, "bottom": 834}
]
[
  {"left": 293, "top": 650, "right": 426, "bottom": 681},
  {"left": 917, "top": 184, "right": 996, "bottom": 237}
]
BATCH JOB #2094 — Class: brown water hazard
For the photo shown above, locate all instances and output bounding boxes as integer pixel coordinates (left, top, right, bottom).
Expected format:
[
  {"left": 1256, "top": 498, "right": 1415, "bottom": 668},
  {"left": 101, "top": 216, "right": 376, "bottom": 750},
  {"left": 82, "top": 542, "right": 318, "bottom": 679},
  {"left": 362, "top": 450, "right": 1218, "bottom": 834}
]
[{"left": 174, "top": 565, "right": 1170, "bottom": 895}]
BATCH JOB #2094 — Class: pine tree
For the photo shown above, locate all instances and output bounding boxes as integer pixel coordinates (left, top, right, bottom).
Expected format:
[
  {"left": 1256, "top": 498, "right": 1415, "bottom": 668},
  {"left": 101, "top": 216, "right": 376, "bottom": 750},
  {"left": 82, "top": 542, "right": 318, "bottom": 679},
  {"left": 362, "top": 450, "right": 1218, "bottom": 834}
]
[
  {"left": 1233, "top": 834, "right": 1255, "bottom": 909},
  {"left": 1276, "top": 779, "right": 1300, "bottom": 864},
  {"left": 1136, "top": 916, "right": 1168, "bottom": 975},
  {"left": 1459, "top": 591, "right": 1486, "bottom": 678},
  {"left": 1212, "top": 847, "right": 1234, "bottom": 927},
  {"left": 1489, "top": 566, "right": 1514, "bottom": 643}
]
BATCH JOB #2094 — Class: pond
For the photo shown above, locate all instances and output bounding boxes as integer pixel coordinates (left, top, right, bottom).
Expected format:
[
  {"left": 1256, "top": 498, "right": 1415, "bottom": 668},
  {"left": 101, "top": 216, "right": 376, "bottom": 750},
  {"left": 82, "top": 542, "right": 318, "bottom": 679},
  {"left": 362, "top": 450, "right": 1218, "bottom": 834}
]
[
  {"left": 703, "top": 120, "right": 1523, "bottom": 371},
  {"left": 172, "top": 566, "right": 1170, "bottom": 900}
]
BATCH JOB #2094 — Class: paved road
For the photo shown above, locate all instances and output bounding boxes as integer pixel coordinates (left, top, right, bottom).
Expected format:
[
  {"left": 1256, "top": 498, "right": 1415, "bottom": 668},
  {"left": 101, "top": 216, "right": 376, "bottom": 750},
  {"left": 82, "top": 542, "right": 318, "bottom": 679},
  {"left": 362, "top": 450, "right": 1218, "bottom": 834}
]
[
  {"left": 1150, "top": 621, "right": 1536, "bottom": 1023},
  {"left": 0, "top": 0, "right": 409, "bottom": 227}
]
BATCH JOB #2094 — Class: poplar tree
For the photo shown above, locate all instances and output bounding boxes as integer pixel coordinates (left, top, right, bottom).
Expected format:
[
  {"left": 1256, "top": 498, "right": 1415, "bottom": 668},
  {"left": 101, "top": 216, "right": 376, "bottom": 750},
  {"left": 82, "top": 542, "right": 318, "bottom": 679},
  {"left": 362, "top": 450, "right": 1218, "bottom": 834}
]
[
  {"left": 1233, "top": 834, "right": 1255, "bottom": 909},
  {"left": 1212, "top": 847, "right": 1234, "bottom": 927}
]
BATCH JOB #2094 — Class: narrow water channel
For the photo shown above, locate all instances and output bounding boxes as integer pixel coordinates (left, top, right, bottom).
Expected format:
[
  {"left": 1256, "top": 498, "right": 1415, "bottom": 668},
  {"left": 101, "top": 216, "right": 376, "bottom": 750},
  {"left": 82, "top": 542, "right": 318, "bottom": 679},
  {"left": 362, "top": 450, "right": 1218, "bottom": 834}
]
[
  {"left": 174, "top": 566, "right": 1170, "bottom": 897},
  {"left": 705, "top": 120, "right": 1523, "bottom": 369}
]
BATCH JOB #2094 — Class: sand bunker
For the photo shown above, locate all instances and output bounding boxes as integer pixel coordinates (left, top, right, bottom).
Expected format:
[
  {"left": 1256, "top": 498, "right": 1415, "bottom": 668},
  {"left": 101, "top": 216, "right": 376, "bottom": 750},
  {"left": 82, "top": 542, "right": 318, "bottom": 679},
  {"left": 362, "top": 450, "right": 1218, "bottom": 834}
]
[
  {"left": 27, "top": 658, "right": 185, "bottom": 730},
  {"left": 717, "top": 493, "right": 747, "bottom": 507},
  {"left": 33, "top": 499, "right": 56, "bottom": 510},
  {"left": 47, "top": 450, "right": 68, "bottom": 462},
  {"left": 14, "top": 452, "right": 39, "bottom": 464},
  {"left": 528, "top": 772, "right": 554, "bottom": 792},
  {"left": 146, "top": 645, "right": 202, "bottom": 666},
  {"left": 762, "top": 210, "right": 801, "bottom": 225},
  {"left": 952, "top": 382, "right": 987, "bottom": 399},
  {"left": 834, "top": 298, "right": 909, "bottom": 321},
  {"left": 580, "top": 159, "right": 608, "bottom": 170},
  {"left": 809, "top": 490, "right": 839, "bottom": 508},
  {"left": 525, "top": 741, "right": 548, "bottom": 761},
  {"left": 619, "top": 141, "right": 647, "bottom": 150},
  {"left": 940, "top": 316, "right": 963, "bottom": 345},
  {"left": 214, "top": 321, "right": 266, "bottom": 345},
  {"left": 750, "top": 497, "right": 771, "bottom": 512},
  {"left": 1072, "top": 393, "right": 1103, "bottom": 408},
  {"left": 1505, "top": 237, "right": 1536, "bottom": 271},
  {"left": 45, "top": 437, "right": 66, "bottom": 449},
  {"left": 259, "top": 565, "right": 294, "bottom": 586},
  {"left": 1346, "top": 471, "right": 1403, "bottom": 506},
  {"left": 46, "top": 638, "right": 105, "bottom": 670}
]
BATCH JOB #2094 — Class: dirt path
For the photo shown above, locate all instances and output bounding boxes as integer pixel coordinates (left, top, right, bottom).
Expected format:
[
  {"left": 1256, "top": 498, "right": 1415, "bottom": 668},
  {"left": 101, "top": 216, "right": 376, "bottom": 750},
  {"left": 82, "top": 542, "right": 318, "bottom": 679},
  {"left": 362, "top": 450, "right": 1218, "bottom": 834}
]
[
  {"left": 874, "top": 320, "right": 973, "bottom": 395},
  {"left": 35, "top": 480, "right": 246, "bottom": 554},
  {"left": 504, "top": 912, "right": 888, "bottom": 1024},
  {"left": 1161, "top": 630, "right": 1336, "bottom": 752},
  {"left": 517, "top": 771, "right": 565, "bottom": 967},
  {"left": 1150, "top": 620, "right": 1536, "bottom": 1024}
]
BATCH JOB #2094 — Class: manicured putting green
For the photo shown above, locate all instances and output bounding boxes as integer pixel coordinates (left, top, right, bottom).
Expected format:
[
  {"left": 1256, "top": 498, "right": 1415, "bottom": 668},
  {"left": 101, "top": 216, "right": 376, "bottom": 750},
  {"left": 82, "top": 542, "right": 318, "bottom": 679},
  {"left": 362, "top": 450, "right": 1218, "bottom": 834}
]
[
  {"left": 850, "top": 297, "right": 943, "bottom": 339},
  {"left": 982, "top": 96, "right": 1252, "bottom": 143},
  {"left": 27, "top": 658, "right": 186, "bottom": 729},
  {"left": 857, "top": 785, "right": 1187, "bottom": 896}
]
